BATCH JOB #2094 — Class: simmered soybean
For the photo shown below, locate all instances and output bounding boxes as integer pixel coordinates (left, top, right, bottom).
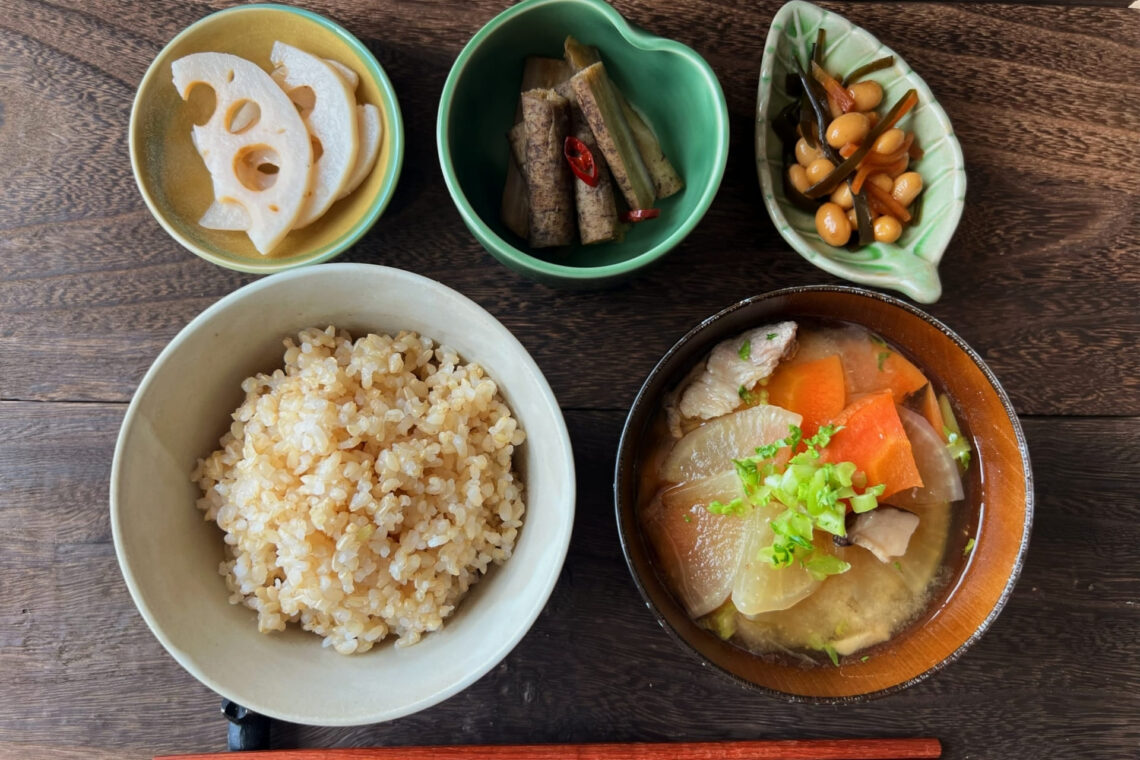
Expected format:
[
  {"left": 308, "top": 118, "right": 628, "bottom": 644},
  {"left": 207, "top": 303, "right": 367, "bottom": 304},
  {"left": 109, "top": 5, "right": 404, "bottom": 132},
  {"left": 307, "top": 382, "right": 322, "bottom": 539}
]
[
  {"left": 873, "top": 214, "right": 903, "bottom": 243},
  {"left": 892, "top": 172, "right": 924, "bottom": 207},
  {"left": 847, "top": 80, "right": 883, "bottom": 112},
  {"left": 830, "top": 183, "right": 854, "bottom": 210},
  {"left": 816, "top": 202, "right": 851, "bottom": 246},
  {"left": 795, "top": 137, "right": 823, "bottom": 167},
  {"left": 788, "top": 164, "right": 811, "bottom": 194},
  {"left": 781, "top": 39, "right": 923, "bottom": 251},
  {"left": 826, "top": 112, "right": 871, "bottom": 148},
  {"left": 873, "top": 128, "right": 906, "bottom": 155},
  {"left": 806, "top": 158, "right": 836, "bottom": 185}
]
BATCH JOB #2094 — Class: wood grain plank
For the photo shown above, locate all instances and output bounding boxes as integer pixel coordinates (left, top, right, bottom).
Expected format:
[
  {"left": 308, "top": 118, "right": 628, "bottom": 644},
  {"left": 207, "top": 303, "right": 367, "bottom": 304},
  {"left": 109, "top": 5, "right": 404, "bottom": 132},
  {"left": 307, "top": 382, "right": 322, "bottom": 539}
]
[
  {"left": 0, "top": 402, "right": 222, "bottom": 760},
  {"left": 1, "top": 2, "right": 1139, "bottom": 757},
  {"left": 1, "top": 3, "right": 1138, "bottom": 415},
  {"left": 0, "top": 404, "right": 1136, "bottom": 760}
]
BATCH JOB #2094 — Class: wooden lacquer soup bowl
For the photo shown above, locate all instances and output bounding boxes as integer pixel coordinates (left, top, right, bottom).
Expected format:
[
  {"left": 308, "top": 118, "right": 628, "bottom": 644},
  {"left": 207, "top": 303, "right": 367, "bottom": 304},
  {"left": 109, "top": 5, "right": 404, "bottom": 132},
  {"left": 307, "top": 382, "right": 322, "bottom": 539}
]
[{"left": 615, "top": 286, "right": 1033, "bottom": 700}]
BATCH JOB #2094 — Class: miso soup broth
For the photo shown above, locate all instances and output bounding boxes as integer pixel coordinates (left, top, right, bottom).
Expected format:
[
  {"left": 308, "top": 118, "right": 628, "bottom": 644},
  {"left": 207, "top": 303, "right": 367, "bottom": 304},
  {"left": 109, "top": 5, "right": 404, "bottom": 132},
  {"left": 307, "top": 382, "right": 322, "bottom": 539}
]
[{"left": 638, "top": 319, "right": 977, "bottom": 666}]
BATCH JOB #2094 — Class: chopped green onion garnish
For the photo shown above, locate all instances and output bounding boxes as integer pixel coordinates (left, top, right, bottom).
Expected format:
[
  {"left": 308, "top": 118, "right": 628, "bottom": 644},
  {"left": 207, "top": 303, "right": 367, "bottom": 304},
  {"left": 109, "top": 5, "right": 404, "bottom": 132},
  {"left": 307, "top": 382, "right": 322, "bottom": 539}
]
[
  {"left": 804, "top": 554, "right": 851, "bottom": 581},
  {"left": 945, "top": 430, "right": 972, "bottom": 470},
  {"left": 738, "top": 340, "right": 751, "bottom": 360},
  {"left": 812, "top": 424, "right": 840, "bottom": 448},
  {"left": 877, "top": 351, "right": 891, "bottom": 371},
  {"left": 766, "top": 332, "right": 777, "bottom": 341},
  {"left": 851, "top": 491, "right": 878, "bottom": 513},
  {"left": 823, "top": 643, "right": 840, "bottom": 667},
  {"left": 833, "top": 461, "right": 856, "bottom": 488},
  {"left": 938, "top": 392, "right": 973, "bottom": 470},
  {"left": 934, "top": 396, "right": 971, "bottom": 467},
  {"left": 720, "top": 424, "right": 883, "bottom": 578},
  {"left": 860, "top": 655, "right": 870, "bottom": 663},
  {"left": 707, "top": 498, "right": 748, "bottom": 517},
  {"left": 963, "top": 537, "right": 976, "bottom": 556},
  {"left": 683, "top": 513, "right": 692, "bottom": 523}
]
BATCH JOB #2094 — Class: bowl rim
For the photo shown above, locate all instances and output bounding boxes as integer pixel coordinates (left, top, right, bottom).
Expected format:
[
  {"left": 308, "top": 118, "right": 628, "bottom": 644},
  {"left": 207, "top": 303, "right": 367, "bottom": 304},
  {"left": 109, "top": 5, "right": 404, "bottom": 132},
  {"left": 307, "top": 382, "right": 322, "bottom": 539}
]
[
  {"left": 435, "top": 0, "right": 729, "bottom": 281},
  {"left": 110, "top": 262, "right": 576, "bottom": 725},
  {"left": 613, "top": 284, "right": 1034, "bottom": 702},
  {"left": 754, "top": 0, "right": 967, "bottom": 304},
  {"left": 128, "top": 3, "right": 406, "bottom": 274}
]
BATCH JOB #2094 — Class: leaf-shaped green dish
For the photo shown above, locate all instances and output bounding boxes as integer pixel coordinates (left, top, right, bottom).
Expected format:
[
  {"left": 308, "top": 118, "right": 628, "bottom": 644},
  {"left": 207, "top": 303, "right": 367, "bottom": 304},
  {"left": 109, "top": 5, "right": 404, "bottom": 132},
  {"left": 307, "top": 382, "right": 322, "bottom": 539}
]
[{"left": 756, "top": 0, "right": 966, "bottom": 303}]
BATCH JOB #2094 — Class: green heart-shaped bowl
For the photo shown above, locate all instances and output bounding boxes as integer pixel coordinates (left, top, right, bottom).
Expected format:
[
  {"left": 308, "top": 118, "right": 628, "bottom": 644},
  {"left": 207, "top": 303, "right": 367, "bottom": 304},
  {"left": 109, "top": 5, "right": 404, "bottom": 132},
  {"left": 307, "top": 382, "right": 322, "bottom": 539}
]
[
  {"left": 756, "top": 1, "right": 966, "bottom": 303},
  {"left": 438, "top": 0, "right": 728, "bottom": 288}
]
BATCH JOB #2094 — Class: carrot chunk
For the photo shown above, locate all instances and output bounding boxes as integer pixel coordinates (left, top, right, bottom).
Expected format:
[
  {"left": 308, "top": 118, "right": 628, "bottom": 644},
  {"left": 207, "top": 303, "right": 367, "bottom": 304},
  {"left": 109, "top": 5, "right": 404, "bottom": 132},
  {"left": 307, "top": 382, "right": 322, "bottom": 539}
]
[
  {"left": 823, "top": 391, "right": 924, "bottom": 498},
  {"left": 766, "top": 354, "right": 847, "bottom": 437},
  {"left": 876, "top": 349, "right": 929, "bottom": 402},
  {"left": 793, "top": 327, "right": 930, "bottom": 405}
]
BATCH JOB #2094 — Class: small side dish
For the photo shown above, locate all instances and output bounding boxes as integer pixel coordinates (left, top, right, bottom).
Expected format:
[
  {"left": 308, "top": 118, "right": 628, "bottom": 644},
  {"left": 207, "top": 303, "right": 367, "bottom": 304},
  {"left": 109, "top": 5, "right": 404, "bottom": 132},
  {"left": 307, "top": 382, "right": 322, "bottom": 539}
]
[
  {"left": 193, "top": 327, "right": 526, "bottom": 654},
  {"left": 755, "top": 0, "right": 966, "bottom": 303},
  {"left": 775, "top": 32, "right": 923, "bottom": 249},
  {"left": 641, "top": 320, "right": 974, "bottom": 665},
  {"left": 501, "top": 36, "right": 684, "bottom": 248},
  {"left": 171, "top": 43, "right": 383, "bottom": 254},
  {"left": 437, "top": 0, "right": 727, "bottom": 286},
  {"left": 130, "top": 5, "right": 404, "bottom": 273}
]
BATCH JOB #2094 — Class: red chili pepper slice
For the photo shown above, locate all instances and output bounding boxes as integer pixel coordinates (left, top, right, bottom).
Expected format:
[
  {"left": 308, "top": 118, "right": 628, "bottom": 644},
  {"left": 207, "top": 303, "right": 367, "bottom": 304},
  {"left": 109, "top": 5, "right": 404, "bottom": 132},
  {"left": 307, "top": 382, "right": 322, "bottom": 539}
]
[
  {"left": 621, "top": 208, "right": 661, "bottom": 223},
  {"left": 563, "top": 136, "right": 600, "bottom": 187}
]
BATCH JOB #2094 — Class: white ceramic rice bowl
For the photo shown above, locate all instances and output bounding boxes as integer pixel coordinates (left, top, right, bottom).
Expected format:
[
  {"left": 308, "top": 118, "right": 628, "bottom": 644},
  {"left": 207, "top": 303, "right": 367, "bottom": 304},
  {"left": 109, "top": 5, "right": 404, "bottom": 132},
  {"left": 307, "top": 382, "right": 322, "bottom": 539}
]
[{"left": 110, "top": 263, "right": 575, "bottom": 726}]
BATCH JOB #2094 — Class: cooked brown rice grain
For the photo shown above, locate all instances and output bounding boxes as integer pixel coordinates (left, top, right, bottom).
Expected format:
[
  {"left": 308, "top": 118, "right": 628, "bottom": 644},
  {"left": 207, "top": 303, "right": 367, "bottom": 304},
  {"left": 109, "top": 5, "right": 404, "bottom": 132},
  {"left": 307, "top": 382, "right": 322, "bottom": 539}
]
[{"left": 191, "top": 327, "right": 526, "bottom": 654}]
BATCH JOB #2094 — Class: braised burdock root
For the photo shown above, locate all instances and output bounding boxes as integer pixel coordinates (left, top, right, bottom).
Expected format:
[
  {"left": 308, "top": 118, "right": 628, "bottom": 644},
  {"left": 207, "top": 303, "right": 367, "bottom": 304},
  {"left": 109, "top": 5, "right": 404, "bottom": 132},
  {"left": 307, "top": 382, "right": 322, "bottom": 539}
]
[
  {"left": 502, "top": 57, "right": 575, "bottom": 243},
  {"left": 561, "top": 82, "right": 618, "bottom": 244},
  {"left": 499, "top": 38, "right": 683, "bottom": 251},
  {"left": 570, "top": 62, "right": 655, "bottom": 212},
  {"left": 564, "top": 36, "right": 682, "bottom": 200},
  {"left": 521, "top": 89, "right": 575, "bottom": 248}
]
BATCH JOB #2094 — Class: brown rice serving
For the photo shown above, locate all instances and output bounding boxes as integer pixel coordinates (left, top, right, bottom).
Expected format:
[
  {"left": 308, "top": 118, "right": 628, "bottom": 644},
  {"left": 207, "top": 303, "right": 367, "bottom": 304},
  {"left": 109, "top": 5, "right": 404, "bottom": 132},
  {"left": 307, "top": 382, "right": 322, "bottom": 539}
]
[{"left": 192, "top": 326, "right": 526, "bottom": 654}]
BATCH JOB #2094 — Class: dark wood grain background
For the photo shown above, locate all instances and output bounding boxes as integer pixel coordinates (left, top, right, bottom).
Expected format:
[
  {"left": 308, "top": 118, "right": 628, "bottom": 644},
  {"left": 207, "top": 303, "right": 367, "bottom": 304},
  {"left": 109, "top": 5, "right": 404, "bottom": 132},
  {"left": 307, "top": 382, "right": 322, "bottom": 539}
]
[{"left": 1, "top": 1, "right": 1138, "bottom": 759}]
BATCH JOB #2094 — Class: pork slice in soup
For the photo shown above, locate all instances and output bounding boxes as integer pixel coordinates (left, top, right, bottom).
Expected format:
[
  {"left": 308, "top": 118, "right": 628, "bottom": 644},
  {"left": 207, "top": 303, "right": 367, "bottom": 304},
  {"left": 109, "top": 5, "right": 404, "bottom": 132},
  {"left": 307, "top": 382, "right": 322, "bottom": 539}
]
[{"left": 674, "top": 322, "right": 797, "bottom": 424}]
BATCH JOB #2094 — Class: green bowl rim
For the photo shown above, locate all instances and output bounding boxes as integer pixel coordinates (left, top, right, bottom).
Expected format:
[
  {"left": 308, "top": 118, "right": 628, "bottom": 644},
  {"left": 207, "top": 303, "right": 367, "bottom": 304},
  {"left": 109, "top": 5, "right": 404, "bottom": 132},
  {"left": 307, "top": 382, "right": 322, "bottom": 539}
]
[
  {"left": 435, "top": 0, "right": 729, "bottom": 281},
  {"left": 128, "top": 3, "right": 406, "bottom": 274},
  {"left": 754, "top": 0, "right": 967, "bottom": 303}
]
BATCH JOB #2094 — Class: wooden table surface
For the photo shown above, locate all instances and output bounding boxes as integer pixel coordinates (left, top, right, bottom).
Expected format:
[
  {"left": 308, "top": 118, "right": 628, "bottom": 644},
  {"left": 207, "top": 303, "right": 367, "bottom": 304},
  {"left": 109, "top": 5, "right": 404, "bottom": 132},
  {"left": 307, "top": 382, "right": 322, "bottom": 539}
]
[{"left": 2, "top": 1, "right": 1138, "bottom": 758}]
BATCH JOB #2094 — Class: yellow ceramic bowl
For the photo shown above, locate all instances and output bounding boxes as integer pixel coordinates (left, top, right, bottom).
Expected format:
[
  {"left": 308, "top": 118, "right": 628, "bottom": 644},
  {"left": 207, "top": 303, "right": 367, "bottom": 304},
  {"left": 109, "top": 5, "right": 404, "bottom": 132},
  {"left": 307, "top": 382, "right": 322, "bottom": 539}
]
[{"left": 130, "top": 4, "right": 404, "bottom": 273}]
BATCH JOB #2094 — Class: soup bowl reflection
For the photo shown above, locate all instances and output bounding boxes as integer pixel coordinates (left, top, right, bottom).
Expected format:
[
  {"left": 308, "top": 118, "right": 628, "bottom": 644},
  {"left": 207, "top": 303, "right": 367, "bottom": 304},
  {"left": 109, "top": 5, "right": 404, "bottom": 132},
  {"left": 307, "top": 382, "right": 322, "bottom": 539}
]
[{"left": 614, "top": 286, "right": 1032, "bottom": 700}]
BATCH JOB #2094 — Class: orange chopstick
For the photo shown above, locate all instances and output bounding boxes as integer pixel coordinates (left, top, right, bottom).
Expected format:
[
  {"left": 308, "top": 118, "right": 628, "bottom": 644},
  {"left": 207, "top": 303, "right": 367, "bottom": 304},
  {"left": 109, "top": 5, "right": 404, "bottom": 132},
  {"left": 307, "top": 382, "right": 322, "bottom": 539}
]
[{"left": 158, "top": 737, "right": 941, "bottom": 760}]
